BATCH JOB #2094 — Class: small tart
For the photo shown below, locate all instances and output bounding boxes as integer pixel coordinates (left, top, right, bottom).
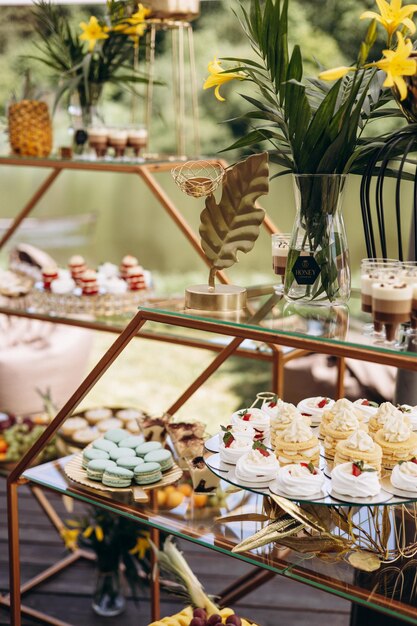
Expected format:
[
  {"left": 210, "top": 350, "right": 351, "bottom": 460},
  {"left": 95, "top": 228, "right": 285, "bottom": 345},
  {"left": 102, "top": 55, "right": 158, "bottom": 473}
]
[{"left": 334, "top": 429, "right": 382, "bottom": 473}]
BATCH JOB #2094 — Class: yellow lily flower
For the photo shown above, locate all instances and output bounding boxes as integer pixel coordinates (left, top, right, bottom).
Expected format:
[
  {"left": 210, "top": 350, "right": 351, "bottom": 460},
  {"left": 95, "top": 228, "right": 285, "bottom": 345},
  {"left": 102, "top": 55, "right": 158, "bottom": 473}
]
[
  {"left": 319, "top": 66, "right": 355, "bottom": 81},
  {"left": 129, "top": 535, "right": 150, "bottom": 559},
  {"left": 360, "top": 0, "right": 417, "bottom": 38},
  {"left": 83, "top": 524, "right": 104, "bottom": 541},
  {"left": 203, "top": 57, "right": 245, "bottom": 102},
  {"left": 375, "top": 31, "right": 417, "bottom": 99},
  {"left": 114, "top": 4, "right": 151, "bottom": 43},
  {"left": 60, "top": 528, "right": 79, "bottom": 551},
  {"left": 79, "top": 16, "right": 110, "bottom": 52}
]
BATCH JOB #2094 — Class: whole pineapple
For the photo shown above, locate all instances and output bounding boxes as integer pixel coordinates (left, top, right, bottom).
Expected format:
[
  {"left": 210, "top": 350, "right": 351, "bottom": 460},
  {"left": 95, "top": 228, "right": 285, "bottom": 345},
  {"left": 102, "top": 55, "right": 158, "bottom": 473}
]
[{"left": 8, "top": 72, "right": 52, "bottom": 158}]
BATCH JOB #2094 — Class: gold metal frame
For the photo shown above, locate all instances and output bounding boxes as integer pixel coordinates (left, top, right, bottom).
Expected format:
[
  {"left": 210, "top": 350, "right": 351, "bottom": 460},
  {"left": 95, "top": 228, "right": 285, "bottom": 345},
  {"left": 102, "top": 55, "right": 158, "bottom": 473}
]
[{"left": 6, "top": 306, "right": 417, "bottom": 624}]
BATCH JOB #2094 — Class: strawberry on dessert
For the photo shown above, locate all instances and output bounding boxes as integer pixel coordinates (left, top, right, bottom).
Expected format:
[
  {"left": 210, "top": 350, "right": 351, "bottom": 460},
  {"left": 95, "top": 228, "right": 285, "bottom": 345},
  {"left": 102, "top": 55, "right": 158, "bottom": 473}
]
[
  {"left": 217, "top": 421, "right": 255, "bottom": 446},
  {"left": 296, "top": 397, "right": 335, "bottom": 426},
  {"left": 231, "top": 408, "right": 270, "bottom": 439},
  {"left": 42, "top": 267, "right": 59, "bottom": 290},
  {"left": 235, "top": 441, "right": 279, "bottom": 484},
  {"left": 68, "top": 255, "right": 87, "bottom": 282},
  {"left": 120, "top": 255, "right": 139, "bottom": 279},
  {"left": 80, "top": 269, "right": 99, "bottom": 296},
  {"left": 261, "top": 395, "right": 284, "bottom": 419},
  {"left": 126, "top": 265, "right": 147, "bottom": 291}
]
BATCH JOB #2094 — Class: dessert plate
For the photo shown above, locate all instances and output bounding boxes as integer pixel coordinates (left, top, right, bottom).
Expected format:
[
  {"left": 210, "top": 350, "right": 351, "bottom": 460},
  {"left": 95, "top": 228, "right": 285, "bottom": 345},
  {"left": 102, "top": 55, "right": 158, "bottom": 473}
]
[
  {"left": 269, "top": 480, "right": 329, "bottom": 502},
  {"left": 381, "top": 476, "right": 417, "bottom": 499},
  {"left": 205, "top": 453, "right": 271, "bottom": 494},
  {"left": 329, "top": 489, "right": 392, "bottom": 505}
]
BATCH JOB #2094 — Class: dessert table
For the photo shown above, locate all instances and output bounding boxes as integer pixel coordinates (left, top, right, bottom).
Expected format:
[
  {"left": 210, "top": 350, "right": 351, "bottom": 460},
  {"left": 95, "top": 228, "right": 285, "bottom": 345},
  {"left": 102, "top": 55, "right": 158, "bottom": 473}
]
[{"left": 6, "top": 288, "right": 417, "bottom": 625}]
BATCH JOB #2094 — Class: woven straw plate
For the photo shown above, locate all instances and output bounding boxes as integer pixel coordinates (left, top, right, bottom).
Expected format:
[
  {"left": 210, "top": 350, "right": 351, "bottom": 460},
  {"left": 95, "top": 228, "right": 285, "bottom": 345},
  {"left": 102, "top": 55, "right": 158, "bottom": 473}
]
[{"left": 65, "top": 452, "right": 183, "bottom": 502}]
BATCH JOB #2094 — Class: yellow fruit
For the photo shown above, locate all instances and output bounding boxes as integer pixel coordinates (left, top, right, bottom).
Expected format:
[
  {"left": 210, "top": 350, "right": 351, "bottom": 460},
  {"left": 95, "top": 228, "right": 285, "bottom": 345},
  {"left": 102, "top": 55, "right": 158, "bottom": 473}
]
[
  {"left": 8, "top": 100, "right": 52, "bottom": 157},
  {"left": 178, "top": 483, "right": 193, "bottom": 497},
  {"left": 157, "top": 490, "right": 167, "bottom": 506},
  {"left": 164, "top": 485, "right": 176, "bottom": 494},
  {"left": 192, "top": 493, "right": 208, "bottom": 508},
  {"left": 166, "top": 490, "right": 185, "bottom": 509}
]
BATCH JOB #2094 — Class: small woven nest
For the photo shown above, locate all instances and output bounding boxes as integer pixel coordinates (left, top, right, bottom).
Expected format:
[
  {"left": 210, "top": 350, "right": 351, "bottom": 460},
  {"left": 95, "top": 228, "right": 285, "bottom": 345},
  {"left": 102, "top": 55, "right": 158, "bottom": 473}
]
[{"left": 171, "top": 160, "right": 225, "bottom": 198}]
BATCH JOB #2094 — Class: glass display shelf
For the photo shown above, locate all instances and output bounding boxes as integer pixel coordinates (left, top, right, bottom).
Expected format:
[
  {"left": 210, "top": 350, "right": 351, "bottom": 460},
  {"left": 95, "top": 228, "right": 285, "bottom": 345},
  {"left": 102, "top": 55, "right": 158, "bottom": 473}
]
[
  {"left": 138, "top": 287, "right": 417, "bottom": 370},
  {"left": 23, "top": 457, "right": 417, "bottom": 625},
  {"left": 0, "top": 154, "right": 191, "bottom": 169}
]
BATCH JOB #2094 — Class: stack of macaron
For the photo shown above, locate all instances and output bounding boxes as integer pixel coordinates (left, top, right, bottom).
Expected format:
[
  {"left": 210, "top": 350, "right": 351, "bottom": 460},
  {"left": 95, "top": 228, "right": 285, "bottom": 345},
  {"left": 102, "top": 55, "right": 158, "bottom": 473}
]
[{"left": 82, "top": 428, "right": 174, "bottom": 488}]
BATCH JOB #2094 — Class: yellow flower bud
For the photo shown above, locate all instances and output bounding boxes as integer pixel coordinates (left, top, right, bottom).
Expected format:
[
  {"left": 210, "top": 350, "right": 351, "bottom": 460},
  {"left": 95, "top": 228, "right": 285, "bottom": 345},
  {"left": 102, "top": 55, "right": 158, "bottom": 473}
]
[{"left": 318, "top": 66, "right": 353, "bottom": 81}]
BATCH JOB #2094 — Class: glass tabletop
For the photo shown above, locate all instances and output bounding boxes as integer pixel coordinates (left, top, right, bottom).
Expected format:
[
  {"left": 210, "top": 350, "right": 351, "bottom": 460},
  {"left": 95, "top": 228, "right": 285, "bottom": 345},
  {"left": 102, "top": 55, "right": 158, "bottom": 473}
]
[
  {"left": 23, "top": 457, "right": 417, "bottom": 624},
  {"left": 139, "top": 287, "right": 417, "bottom": 367}
]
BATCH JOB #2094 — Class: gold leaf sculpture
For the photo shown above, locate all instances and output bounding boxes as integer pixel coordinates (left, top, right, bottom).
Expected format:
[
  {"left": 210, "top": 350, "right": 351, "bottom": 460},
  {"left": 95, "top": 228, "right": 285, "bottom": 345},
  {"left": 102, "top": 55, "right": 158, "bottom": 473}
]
[
  {"left": 199, "top": 152, "right": 269, "bottom": 288},
  {"left": 348, "top": 551, "right": 381, "bottom": 572}
]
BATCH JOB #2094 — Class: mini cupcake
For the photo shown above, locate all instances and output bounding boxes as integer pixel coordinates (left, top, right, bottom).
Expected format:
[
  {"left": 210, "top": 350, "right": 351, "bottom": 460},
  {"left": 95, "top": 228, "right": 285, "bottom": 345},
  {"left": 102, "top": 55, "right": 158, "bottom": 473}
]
[
  {"left": 323, "top": 408, "right": 365, "bottom": 460},
  {"left": 235, "top": 442, "right": 279, "bottom": 483},
  {"left": 219, "top": 430, "right": 253, "bottom": 465},
  {"left": 331, "top": 461, "right": 380, "bottom": 498},
  {"left": 334, "top": 429, "right": 382, "bottom": 473},
  {"left": 231, "top": 408, "right": 270, "bottom": 440},
  {"left": 276, "top": 463, "right": 325, "bottom": 497},
  {"left": 274, "top": 418, "right": 320, "bottom": 467},
  {"left": 353, "top": 399, "right": 379, "bottom": 423},
  {"left": 368, "top": 402, "right": 406, "bottom": 435},
  {"left": 270, "top": 403, "right": 309, "bottom": 448},
  {"left": 391, "top": 459, "right": 417, "bottom": 493},
  {"left": 296, "top": 397, "right": 334, "bottom": 426},
  {"left": 374, "top": 414, "right": 417, "bottom": 470}
]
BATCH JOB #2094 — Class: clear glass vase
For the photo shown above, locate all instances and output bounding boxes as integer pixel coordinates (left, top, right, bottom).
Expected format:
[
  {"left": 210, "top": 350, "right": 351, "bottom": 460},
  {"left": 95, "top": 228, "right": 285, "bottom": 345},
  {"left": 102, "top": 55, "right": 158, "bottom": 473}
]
[
  {"left": 284, "top": 173, "right": 351, "bottom": 305},
  {"left": 92, "top": 570, "right": 126, "bottom": 617}
]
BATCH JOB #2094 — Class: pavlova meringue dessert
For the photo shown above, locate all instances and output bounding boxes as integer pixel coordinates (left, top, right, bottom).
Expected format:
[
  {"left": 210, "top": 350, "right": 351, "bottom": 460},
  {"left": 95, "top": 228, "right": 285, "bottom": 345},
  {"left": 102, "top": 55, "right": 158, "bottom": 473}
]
[
  {"left": 276, "top": 463, "right": 325, "bottom": 497},
  {"left": 219, "top": 429, "right": 253, "bottom": 465},
  {"left": 334, "top": 429, "right": 382, "bottom": 473},
  {"left": 231, "top": 408, "right": 270, "bottom": 440},
  {"left": 274, "top": 418, "right": 320, "bottom": 467},
  {"left": 391, "top": 459, "right": 417, "bottom": 493},
  {"left": 235, "top": 442, "right": 279, "bottom": 483},
  {"left": 353, "top": 399, "right": 379, "bottom": 423},
  {"left": 296, "top": 397, "right": 334, "bottom": 426},
  {"left": 270, "top": 403, "right": 309, "bottom": 447},
  {"left": 331, "top": 461, "right": 381, "bottom": 498},
  {"left": 50, "top": 276, "right": 76, "bottom": 295},
  {"left": 218, "top": 421, "right": 256, "bottom": 445}
]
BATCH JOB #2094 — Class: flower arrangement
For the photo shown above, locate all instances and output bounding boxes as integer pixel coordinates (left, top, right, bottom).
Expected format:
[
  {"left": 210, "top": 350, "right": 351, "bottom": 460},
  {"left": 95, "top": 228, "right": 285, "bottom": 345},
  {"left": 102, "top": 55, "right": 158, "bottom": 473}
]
[
  {"left": 28, "top": 0, "right": 151, "bottom": 126},
  {"left": 61, "top": 507, "right": 151, "bottom": 612},
  {"left": 203, "top": 0, "right": 417, "bottom": 304}
]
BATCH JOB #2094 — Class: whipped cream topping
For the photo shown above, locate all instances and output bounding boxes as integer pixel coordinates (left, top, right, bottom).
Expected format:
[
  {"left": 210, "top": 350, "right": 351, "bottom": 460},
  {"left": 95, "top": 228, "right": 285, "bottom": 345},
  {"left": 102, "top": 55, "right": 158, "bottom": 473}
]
[
  {"left": 372, "top": 282, "right": 412, "bottom": 301},
  {"left": 219, "top": 436, "right": 253, "bottom": 465},
  {"left": 345, "top": 430, "right": 375, "bottom": 452},
  {"left": 271, "top": 403, "right": 304, "bottom": 427},
  {"left": 382, "top": 414, "right": 411, "bottom": 443},
  {"left": 235, "top": 448, "right": 279, "bottom": 483},
  {"left": 373, "top": 402, "right": 403, "bottom": 427},
  {"left": 353, "top": 399, "right": 378, "bottom": 421},
  {"left": 331, "top": 462, "right": 380, "bottom": 497},
  {"left": 104, "top": 277, "right": 128, "bottom": 294},
  {"left": 391, "top": 461, "right": 417, "bottom": 492},
  {"left": 276, "top": 464, "right": 325, "bottom": 497},
  {"left": 297, "top": 397, "right": 334, "bottom": 419},
  {"left": 281, "top": 418, "right": 313, "bottom": 443},
  {"left": 97, "top": 262, "right": 119, "bottom": 279},
  {"left": 329, "top": 408, "right": 360, "bottom": 432},
  {"left": 398, "top": 404, "right": 417, "bottom": 430},
  {"left": 231, "top": 408, "right": 270, "bottom": 433},
  {"left": 50, "top": 277, "right": 76, "bottom": 294},
  {"left": 261, "top": 397, "right": 285, "bottom": 419}
]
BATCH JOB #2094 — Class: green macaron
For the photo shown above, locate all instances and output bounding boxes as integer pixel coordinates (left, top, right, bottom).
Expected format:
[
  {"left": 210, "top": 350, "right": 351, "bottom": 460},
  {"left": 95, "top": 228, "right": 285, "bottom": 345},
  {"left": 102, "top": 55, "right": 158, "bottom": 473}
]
[
  {"left": 86, "top": 459, "right": 116, "bottom": 481},
  {"left": 82, "top": 448, "right": 109, "bottom": 469},
  {"left": 104, "top": 428, "right": 129, "bottom": 444},
  {"left": 135, "top": 441, "right": 162, "bottom": 457},
  {"left": 118, "top": 436, "right": 144, "bottom": 449},
  {"left": 144, "top": 449, "right": 173, "bottom": 472},
  {"left": 117, "top": 456, "right": 143, "bottom": 470},
  {"left": 134, "top": 462, "right": 162, "bottom": 485},
  {"left": 102, "top": 466, "right": 133, "bottom": 488},
  {"left": 109, "top": 447, "right": 136, "bottom": 461},
  {"left": 92, "top": 439, "right": 118, "bottom": 453}
]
